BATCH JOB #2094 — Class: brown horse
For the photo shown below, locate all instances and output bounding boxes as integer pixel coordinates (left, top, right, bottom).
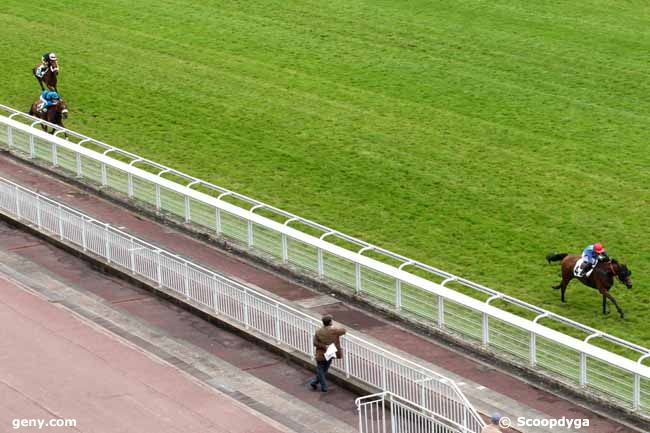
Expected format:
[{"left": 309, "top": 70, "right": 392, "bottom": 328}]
[
  {"left": 33, "top": 60, "right": 59, "bottom": 92},
  {"left": 546, "top": 253, "right": 632, "bottom": 318},
  {"left": 28, "top": 98, "right": 69, "bottom": 134}
]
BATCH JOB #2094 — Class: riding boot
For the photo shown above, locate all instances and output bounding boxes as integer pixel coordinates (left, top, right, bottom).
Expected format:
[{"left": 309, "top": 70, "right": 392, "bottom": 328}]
[{"left": 578, "top": 262, "right": 591, "bottom": 277}]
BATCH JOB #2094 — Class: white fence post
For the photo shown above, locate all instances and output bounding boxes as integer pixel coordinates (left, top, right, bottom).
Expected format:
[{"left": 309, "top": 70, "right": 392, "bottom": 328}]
[
  {"left": 215, "top": 207, "right": 222, "bottom": 234},
  {"left": 580, "top": 353, "right": 587, "bottom": 387},
  {"left": 101, "top": 162, "right": 107, "bottom": 186},
  {"left": 529, "top": 332, "right": 537, "bottom": 367},
  {"left": 438, "top": 295, "right": 445, "bottom": 327},
  {"left": 317, "top": 248, "right": 324, "bottom": 277},
  {"left": 281, "top": 234, "right": 288, "bottom": 263},
  {"left": 247, "top": 220, "right": 253, "bottom": 247},
  {"left": 184, "top": 196, "right": 191, "bottom": 223},
  {"left": 52, "top": 142, "right": 58, "bottom": 166},
  {"left": 75, "top": 153, "right": 82, "bottom": 178},
  {"left": 155, "top": 184, "right": 161, "bottom": 211},
  {"left": 6, "top": 125, "right": 13, "bottom": 148},
  {"left": 127, "top": 173, "right": 134, "bottom": 198},
  {"left": 634, "top": 373, "right": 641, "bottom": 411},
  {"left": 355, "top": 263, "right": 361, "bottom": 294}
]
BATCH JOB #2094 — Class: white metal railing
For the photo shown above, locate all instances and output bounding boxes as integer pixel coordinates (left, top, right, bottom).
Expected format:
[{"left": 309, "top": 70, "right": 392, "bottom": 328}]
[
  {"left": 0, "top": 176, "right": 484, "bottom": 433},
  {"left": 357, "top": 392, "right": 465, "bottom": 433},
  {"left": 1, "top": 105, "right": 650, "bottom": 415}
]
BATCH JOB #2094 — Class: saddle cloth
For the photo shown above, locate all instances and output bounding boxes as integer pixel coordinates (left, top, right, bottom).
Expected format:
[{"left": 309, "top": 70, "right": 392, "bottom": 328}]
[{"left": 574, "top": 258, "right": 595, "bottom": 278}]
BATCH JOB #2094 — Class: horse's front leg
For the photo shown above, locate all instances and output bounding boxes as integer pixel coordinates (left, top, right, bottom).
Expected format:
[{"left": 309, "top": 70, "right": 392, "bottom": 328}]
[
  {"left": 604, "top": 291, "right": 624, "bottom": 319},
  {"left": 602, "top": 294, "right": 608, "bottom": 315}
]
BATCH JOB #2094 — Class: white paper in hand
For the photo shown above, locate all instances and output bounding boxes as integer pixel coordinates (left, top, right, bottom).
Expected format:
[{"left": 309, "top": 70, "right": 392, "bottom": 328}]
[{"left": 325, "top": 343, "right": 338, "bottom": 361}]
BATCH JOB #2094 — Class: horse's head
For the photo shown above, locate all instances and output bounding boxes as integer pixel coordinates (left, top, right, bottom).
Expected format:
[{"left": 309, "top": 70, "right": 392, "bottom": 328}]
[
  {"left": 50, "top": 59, "right": 59, "bottom": 75},
  {"left": 611, "top": 260, "right": 633, "bottom": 289},
  {"left": 57, "top": 99, "right": 69, "bottom": 120}
]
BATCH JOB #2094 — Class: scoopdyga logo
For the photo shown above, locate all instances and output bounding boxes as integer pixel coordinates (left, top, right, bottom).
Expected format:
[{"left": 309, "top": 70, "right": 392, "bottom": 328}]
[{"left": 499, "top": 416, "right": 590, "bottom": 430}]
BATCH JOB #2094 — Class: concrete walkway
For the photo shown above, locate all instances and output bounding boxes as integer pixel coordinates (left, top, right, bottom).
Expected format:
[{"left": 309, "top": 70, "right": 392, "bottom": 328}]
[
  {"left": 0, "top": 152, "right": 641, "bottom": 433},
  {"left": 0, "top": 270, "right": 292, "bottom": 433}
]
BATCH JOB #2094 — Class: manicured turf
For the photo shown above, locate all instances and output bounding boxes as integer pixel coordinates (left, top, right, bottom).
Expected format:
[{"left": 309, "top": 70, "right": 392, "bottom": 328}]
[{"left": 2, "top": 0, "right": 650, "bottom": 352}]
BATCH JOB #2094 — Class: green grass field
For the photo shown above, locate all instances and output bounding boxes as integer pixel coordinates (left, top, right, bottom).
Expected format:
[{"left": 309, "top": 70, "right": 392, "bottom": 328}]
[{"left": 2, "top": 0, "right": 650, "bottom": 350}]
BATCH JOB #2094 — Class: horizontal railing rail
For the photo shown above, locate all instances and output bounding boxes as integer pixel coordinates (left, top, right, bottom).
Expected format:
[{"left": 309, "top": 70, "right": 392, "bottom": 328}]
[
  {"left": 0, "top": 175, "right": 484, "bottom": 433},
  {"left": 1, "top": 105, "right": 649, "bottom": 416}
]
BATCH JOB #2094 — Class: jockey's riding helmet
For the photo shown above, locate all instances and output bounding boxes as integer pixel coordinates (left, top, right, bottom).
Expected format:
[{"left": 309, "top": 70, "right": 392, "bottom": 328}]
[
  {"left": 48, "top": 53, "right": 57, "bottom": 61},
  {"left": 594, "top": 243, "right": 604, "bottom": 253}
]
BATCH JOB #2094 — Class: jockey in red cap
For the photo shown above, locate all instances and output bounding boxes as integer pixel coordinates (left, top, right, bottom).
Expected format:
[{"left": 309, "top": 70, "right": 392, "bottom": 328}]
[{"left": 576, "top": 243, "right": 609, "bottom": 277}]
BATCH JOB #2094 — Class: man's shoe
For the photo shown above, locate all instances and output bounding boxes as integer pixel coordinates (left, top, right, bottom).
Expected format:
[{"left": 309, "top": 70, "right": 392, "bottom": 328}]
[
  {"left": 309, "top": 383, "right": 317, "bottom": 391},
  {"left": 321, "top": 388, "right": 328, "bottom": 393}
]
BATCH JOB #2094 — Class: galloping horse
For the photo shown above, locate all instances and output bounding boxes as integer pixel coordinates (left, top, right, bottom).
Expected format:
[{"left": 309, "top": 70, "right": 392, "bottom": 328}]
[
  {"left": 33, "top": 59, "right": 59, "bottom": 92},
  {"left": 546, "top": 253, "right": 632, "bottom": 318},
  {"left": 28, "top": 98, "right": 69, "bottom": 134}
]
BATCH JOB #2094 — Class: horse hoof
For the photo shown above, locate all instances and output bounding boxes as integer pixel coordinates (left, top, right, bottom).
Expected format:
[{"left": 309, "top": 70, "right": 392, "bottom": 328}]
[{"left": 552, "top": 285, "right": 560, "bottom": 290}]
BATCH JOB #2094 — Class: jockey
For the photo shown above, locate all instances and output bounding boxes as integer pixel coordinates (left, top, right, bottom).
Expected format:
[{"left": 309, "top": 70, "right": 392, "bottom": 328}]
[
  {"left": 38, "top": 90, "right": 61, "bottom": 113},
  {"left": 576, "top": 242, "right": 609, "bottom": 277},
  {"left": 35, "top": 52, "right": 58, "bottom": 78}
]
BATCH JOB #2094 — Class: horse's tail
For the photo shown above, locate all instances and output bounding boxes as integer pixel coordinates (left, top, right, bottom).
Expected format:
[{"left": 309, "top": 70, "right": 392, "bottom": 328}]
[{"left": 546, "top": 252, "right": 568, "bottom": 264}]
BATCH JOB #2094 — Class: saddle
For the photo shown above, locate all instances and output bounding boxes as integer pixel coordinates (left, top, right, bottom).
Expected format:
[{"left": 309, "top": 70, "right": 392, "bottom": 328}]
[{"left": 574, "top": 258, "right": 596, "bottom": 278}]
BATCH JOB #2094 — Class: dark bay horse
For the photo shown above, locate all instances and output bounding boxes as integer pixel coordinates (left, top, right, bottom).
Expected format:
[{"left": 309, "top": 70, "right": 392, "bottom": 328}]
[
  {"left": 28, "top": 99, "right": 69, "bottom": 134},
  {"left": 546, "top": 253, "right": 632, "bottom": 318},
  {"left": 33, "top": 60, "right": 59, "bottom": 92}
]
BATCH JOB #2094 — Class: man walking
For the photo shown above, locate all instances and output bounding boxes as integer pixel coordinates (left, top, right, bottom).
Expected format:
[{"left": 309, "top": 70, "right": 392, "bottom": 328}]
[
  {"left": 309, "top": 315, "right": 346, "bottom": 393},
  {"left": 481, "top": 414, "right": 503, "bottom": 432}
]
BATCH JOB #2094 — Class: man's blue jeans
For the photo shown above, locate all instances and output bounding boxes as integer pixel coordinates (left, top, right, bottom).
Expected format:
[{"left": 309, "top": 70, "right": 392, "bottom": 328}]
[{"left": 310, "top": 359, "right": 333, "bottom": 391}]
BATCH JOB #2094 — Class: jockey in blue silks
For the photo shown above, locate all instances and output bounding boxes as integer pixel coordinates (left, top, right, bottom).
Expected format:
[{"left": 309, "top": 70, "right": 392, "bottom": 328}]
[
  {"left": 576, "top": 242, "right": 609, "bottom": 277},
  {"left": 38, "top": 90, "right": 60, "bottom": 113},
  {"left": 35, "top": 52, "right": 58, "bottom": 78}
]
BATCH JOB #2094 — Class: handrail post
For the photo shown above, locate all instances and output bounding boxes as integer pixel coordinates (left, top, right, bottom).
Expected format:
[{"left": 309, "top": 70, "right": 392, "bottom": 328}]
[
  {"left": 36, "top": 196, "right": 42, "bottom": 228},
  {"left": 183, "top": 262, "right": 190, "bottom": 300},
  {"left": 275, "top": 304, "right": 281, "bottom": 343},
  {"left": 14, "top": 185, "right": 20, "bottom": 218},
  {"left": 104, "top": 224, "right": 110, "bottom": 262},
  {"left": 247, "top": 220, "right": 253, "bottom": 247},
  {"left": 129, "top": 238, "right": 136, "bottom": 274},
  {"left": 344, "top": 338, "right": 350, "bottom": 378},
  {"left": 6, "top": 126, "right": 13, "bottom": 148},
  {"left": 81, "top": 218, "right": 87, "bottom": 251},
  {"left": 156, "top": 250, "right": 162, "bottom": 287},
  {"left": 243, "top": 288, "right": 250, "bottom": 329},
  {"left": 58, "top": 206, "right": 64, "bottom": 240},
  {"left": 212, "top": 274, "right": 219, "bottom": 314}
]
